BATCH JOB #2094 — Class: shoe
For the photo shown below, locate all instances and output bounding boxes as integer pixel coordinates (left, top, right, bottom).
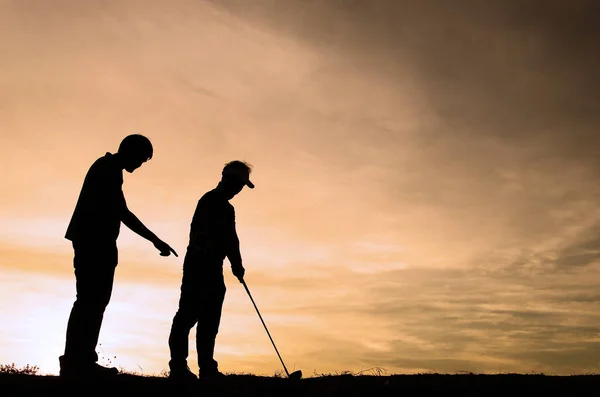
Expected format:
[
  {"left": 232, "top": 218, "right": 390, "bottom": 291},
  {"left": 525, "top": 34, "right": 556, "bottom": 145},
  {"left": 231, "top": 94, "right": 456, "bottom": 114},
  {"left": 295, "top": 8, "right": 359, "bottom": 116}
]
[
  {"left": 199, "top": 370, "right": 226, "bottom": 380},
  {"left": 59, "top": 357, "right": 118, "bottom": 379},
  {"left": 89, "top": 363, "right": 119, "bottom": 378},
  {"left": 169, "top": 366, "right": 198, "bottom": 382},
  {"left": 60, "top": 364, "right": 119, "bottom": 379}
]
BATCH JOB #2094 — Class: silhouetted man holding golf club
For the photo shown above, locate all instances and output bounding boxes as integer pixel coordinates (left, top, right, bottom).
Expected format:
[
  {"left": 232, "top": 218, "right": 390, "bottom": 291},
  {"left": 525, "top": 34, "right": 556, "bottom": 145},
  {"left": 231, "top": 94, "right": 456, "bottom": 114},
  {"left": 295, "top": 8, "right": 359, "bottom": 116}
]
[
  {"left": 168, "top": 160, "right": 253, "bottom": 381},
  {"left": 60, "top": 134, "right": 178, "bottom": 379}
]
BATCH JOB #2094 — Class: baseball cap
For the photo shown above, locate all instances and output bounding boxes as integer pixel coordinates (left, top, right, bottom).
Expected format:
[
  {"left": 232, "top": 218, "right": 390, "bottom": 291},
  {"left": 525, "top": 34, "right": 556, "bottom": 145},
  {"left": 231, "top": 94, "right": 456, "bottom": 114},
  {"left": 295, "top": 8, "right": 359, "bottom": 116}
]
[{"left": 223, "top": 165, "right": 255, "bottom": 189}]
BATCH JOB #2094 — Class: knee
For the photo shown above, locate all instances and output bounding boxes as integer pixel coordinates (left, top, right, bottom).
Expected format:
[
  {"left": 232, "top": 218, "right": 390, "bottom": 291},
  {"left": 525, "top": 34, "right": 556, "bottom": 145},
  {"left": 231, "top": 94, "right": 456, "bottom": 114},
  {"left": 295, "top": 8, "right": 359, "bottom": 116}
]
[
  {"left": 198, "top": 315, "right": 221, "bottom": 333},
  {"left": 73, "top": 295, "right": 110, "bottom": 313},
  {"left": 197, "top": 326, "right": 218, "bottom": 338},
  {"left": 172, "top": 309, "right": 197, "bottom": 328}
]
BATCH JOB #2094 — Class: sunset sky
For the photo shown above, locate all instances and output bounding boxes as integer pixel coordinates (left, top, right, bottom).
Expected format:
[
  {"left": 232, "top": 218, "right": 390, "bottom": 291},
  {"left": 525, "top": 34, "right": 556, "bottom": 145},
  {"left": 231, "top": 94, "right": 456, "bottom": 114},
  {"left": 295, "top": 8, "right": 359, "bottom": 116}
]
[{"left": 1, "top": 0, "right": 599, "bottom": 376}]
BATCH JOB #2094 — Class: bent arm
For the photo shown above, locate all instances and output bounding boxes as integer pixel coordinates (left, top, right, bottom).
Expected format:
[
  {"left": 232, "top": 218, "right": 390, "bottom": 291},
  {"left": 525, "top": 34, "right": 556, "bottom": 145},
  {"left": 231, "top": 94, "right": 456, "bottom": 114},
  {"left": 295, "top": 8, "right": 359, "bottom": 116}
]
[
  {"left": 224, "top": 207, "right": 243, "bottom": 269},
  {"left": 225, "top": 228, "right": 243, "bottom": 269}
]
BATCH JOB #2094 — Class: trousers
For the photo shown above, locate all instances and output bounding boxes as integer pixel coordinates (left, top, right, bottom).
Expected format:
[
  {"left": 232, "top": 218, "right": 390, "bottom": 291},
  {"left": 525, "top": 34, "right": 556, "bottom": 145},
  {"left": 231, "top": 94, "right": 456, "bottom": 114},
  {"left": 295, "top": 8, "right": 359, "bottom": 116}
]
[
  {"left": 61, "top": 241, "right": 118, "bottom": 366},
  {"left": 168, "top": 258, "right": 226, "bottom": 373}
]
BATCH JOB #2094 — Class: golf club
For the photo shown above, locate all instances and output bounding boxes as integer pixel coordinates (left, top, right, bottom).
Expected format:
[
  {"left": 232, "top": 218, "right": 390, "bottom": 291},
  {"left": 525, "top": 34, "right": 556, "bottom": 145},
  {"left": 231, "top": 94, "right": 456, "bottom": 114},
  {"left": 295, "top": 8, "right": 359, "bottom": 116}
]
[{"left": 240, "top": 278, "right": 302, "bottom": 379}]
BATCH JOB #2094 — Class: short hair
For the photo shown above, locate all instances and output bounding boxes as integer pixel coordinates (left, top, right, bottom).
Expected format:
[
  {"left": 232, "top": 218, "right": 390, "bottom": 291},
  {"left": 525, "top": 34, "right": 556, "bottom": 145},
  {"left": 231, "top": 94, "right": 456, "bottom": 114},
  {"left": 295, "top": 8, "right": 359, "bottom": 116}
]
[
  {"left": 118, "top": 134, "right": 153, "bottom": 160},
  {"left": 222, "top": 160, "right": 252, "bottom": 176}
]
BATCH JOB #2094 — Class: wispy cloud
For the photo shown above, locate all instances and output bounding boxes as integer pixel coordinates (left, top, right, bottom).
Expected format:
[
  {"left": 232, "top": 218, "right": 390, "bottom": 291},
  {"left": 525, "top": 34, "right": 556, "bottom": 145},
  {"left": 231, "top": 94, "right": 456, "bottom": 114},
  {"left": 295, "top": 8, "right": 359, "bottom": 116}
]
[{"left": 1, "top": 0, "right": 599, "bottom": 376}]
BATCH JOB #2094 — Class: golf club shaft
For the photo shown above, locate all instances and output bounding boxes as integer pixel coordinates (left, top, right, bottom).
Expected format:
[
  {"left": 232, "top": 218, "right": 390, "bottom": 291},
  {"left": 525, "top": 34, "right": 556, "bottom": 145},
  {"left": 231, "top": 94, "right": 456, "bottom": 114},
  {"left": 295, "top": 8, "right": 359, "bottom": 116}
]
[{"left": 241, "top": 279, "right": 291, "bottom": 377}]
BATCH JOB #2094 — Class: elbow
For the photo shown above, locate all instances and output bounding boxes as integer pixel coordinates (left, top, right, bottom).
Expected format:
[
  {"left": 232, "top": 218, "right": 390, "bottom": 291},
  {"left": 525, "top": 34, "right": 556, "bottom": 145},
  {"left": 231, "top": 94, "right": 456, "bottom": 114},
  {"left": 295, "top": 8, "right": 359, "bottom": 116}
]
[
  {"left": 225, "top": 241, "right": 240, "bottom": 256},
  {"left": 226, "top": 239, "right": 240, "bottom": 251}
]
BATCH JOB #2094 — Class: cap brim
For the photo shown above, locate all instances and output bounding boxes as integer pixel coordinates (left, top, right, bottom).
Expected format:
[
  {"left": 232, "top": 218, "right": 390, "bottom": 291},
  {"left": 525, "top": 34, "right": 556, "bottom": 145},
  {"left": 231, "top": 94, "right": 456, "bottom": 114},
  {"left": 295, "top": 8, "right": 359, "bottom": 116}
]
[{"left": 246, "top": 180, "right": 255, "bottom": 189}]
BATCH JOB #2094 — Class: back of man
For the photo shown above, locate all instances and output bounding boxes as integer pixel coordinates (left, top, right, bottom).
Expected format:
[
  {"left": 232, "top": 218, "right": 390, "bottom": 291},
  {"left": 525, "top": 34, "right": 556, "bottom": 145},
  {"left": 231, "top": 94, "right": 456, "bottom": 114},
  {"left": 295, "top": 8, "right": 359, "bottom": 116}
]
[
  {"left": 65, "top": 152, "right": 124, "bottom": 257},
  {"left": 185, "top": 188, "right": 235, "bottom": 274}
]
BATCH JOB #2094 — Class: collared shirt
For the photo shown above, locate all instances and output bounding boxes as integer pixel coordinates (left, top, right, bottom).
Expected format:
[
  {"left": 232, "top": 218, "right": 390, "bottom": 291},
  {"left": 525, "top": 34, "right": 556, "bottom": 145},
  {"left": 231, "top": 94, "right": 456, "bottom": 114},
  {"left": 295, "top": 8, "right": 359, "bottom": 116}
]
[{"left": 65, "top": 152, "right": 125, "bottom": 244}]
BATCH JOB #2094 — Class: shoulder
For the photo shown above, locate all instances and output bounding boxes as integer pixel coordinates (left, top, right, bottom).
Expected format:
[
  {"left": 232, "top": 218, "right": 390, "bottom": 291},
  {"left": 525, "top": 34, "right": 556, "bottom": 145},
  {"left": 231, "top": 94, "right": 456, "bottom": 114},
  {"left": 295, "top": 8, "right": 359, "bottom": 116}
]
[
  {"left": 199, "top": 189, "right": 217, "bottom": 203},
  {"left": 195, "top": 189, "right": 217, "bottom": 210},
  {"left": 89, "top": 153, "right": 113, "bottom": 171},
  {"left": 89, "top": 153, "right": 122, "bottom": 181},
  {"left": 197, "top": 190, "right": 233, "bottom": 211}
]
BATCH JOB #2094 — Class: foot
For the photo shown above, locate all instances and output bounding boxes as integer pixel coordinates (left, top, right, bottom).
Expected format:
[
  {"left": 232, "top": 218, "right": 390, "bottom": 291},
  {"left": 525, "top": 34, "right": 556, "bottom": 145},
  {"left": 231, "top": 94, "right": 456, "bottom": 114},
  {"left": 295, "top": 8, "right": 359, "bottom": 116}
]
[
  {"left": 169, "top": 366, "right": 198, "bottom": 382},
  {"left": 199, "top": 369, "right": 226, "bottom": 380},
  {"left": 89, "top": 363, "right": 119, "bottom": 377},
  {"left": 59, "top": 361, "right": 118, "bottom": 379}
]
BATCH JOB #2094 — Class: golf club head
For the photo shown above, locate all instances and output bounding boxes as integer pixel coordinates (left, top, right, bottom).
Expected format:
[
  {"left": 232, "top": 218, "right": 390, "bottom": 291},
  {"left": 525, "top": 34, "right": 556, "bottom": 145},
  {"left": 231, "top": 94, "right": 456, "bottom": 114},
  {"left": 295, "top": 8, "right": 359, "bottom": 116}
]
[{"left": 289, "top": 370, "right": 302, "bottom": 379}]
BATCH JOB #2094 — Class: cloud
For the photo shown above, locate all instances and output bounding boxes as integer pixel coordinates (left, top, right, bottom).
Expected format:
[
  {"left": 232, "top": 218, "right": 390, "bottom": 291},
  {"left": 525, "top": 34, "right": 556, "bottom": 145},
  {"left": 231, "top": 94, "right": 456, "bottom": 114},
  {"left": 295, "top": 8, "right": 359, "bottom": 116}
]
[{"left": 1, "top": 0, "right": 600, "bottom": 375}]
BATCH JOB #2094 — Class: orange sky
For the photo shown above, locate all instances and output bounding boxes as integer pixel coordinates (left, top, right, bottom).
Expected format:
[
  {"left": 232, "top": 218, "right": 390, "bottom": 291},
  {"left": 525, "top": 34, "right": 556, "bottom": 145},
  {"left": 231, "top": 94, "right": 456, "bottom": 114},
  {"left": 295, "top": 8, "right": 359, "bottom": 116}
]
[{"left": 1, "top": 0, "right": 600, "bottom": 376}]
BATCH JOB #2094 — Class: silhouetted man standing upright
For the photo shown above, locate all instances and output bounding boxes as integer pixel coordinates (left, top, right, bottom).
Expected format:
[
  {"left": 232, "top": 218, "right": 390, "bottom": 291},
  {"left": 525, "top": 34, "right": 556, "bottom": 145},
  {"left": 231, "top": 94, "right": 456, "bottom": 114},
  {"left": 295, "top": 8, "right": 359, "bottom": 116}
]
[
  {"left": 168, "top": 160, "right": 253, "bottom": 381},
  {"left": 60, "top": 134, "right": 178, "bottom": 379}
]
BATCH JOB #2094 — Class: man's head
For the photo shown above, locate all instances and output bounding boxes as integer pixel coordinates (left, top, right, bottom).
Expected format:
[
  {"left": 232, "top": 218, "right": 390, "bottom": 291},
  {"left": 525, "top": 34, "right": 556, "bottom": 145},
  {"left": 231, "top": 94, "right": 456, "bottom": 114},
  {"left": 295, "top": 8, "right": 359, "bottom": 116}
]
[
  {"left": 118, "top": 134, "right": 153, "bottom": 173},
  {"left": 220, "top": 160, "right": 254, "bottom": 199}
]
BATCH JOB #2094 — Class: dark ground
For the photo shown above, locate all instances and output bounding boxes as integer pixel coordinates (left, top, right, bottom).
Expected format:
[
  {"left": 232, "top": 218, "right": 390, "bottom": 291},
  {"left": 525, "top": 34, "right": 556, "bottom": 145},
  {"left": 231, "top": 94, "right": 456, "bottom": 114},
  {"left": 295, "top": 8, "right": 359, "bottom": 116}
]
[{"left": 1, "top": 373, "right": 599, "bottom": 396}]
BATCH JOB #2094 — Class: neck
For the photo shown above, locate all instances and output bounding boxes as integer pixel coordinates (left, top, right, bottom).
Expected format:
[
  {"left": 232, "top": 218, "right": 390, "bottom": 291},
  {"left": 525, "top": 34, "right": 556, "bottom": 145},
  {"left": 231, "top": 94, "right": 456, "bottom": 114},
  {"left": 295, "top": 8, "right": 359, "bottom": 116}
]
[
  {"left": 216, "top": 181, "right": 233, "bottom": 200},
  {"left": 112, "top": 152, "right": 126, "bottom": 170}
]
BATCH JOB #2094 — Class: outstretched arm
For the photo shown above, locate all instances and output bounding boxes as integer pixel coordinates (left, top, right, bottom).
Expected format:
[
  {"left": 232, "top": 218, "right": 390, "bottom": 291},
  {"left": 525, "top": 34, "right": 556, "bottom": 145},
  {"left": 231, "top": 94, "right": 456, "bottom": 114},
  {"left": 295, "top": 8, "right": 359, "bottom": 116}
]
[
  {"left": 120, "top": 199, "right": 178, "bottom": 257},
  {"left": 122, "top": 209, "right": 157, "bottom": 241}
]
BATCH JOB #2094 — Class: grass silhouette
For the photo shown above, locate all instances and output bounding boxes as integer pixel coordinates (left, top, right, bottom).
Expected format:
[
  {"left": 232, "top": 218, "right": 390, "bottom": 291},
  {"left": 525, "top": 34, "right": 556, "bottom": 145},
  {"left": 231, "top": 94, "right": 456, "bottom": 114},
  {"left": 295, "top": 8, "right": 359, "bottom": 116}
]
[{"left": 1, "top": 363, "right": 600, "bottom": 396}]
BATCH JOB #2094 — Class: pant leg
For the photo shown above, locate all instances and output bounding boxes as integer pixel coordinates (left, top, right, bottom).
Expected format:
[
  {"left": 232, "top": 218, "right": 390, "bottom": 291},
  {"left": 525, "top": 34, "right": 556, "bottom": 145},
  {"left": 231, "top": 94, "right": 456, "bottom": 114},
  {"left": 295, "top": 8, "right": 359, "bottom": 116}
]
[
  {"left": 62, "top": 240, "right": 117, "bottom": 365},
  {"left": 63, "top": 243, "right": 117, "bottom": 365},
  {"left": 168, "top": 264, "right": 200, "bottom": 369},
  {"left": 196, "top": 273, "right": 226, "bottom": 372}
]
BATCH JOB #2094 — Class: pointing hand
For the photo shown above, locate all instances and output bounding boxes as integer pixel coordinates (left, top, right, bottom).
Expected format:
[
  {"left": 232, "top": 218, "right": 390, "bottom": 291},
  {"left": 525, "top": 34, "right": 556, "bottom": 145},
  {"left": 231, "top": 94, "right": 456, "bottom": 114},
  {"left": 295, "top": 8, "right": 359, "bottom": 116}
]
[{"left": 154, "top": 239, "right": 178, "bottom": 257}]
